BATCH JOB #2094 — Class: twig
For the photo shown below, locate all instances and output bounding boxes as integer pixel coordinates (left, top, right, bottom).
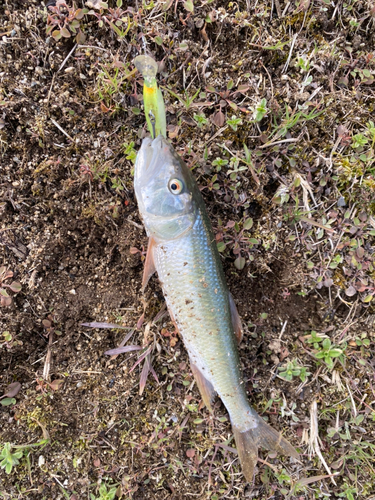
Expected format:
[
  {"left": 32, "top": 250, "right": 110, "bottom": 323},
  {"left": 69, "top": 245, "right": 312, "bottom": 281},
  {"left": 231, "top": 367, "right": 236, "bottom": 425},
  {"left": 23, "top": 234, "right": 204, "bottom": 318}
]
[
  {"left": 207, "top": 125, "right": 228, "bottom": 145},
  {"left": 50, "top": 118, "right": 74, "bottom": 142},
  {"left": 258, "top": 137, "right": 300, "bottom": 149},
  {"left": 77, "top": 44, "right": 109, "bottom": 51},
  {"left": 46, "top": 73, "right": 56, "bottom": 109},
  {"left": 274, "top": 0, "right": 282, "bottom": 17},
  {"left": 345, "top": 382, "right": 357, "bottom": 418},
  {"left": 43, "top": 332, "right": 53, "bottom": 381},
  {"left": 127, "top": 217, "right": 143, "bottom": 230},
  {"left": 282, "top": 33, "right": 298, "bottom": 73},
  {"left": 260, "top": 61, "right": 274, "bottom": 100},
  {"left": 58, "top": 43, "right": 77, "bottom": 73},
  {"left": 309, "top": 400, "right": 337, "bottom": 485}
]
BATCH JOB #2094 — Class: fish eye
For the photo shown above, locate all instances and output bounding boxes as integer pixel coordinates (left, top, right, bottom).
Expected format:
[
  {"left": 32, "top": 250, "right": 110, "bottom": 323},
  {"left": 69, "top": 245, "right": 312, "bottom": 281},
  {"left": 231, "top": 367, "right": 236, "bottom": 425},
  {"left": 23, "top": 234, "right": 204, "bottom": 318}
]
[{"left": 168, "top": 178, "right": 184, "bottom": 195}]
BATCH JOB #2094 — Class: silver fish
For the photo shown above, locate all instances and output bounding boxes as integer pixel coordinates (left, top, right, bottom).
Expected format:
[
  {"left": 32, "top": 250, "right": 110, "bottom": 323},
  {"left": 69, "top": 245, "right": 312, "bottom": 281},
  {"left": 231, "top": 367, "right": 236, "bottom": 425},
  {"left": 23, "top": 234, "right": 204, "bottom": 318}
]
[{"left": 134, "top": 135, "right": 298, "bottom": 480}]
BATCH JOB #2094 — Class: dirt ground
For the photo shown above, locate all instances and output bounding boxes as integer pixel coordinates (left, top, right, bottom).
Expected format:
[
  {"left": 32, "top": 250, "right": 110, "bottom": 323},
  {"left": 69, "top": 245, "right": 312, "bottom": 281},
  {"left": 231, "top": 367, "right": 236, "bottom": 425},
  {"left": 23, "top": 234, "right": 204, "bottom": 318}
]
[{"left": 1, "top": 0, "right": 375, "bottom": 499}]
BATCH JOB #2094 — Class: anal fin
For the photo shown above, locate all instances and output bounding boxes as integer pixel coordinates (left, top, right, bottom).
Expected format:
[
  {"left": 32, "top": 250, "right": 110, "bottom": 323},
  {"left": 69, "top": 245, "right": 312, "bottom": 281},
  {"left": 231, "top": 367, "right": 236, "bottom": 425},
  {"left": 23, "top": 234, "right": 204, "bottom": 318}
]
[
  {"left": 190, "top": 361, "right": 216, "bottom": 413},
  {"left": 142, "top": 236, "right": 157, "bottom": 292},
  {"left": 229, "top": 292, "right": 243, "bottom": 344}
]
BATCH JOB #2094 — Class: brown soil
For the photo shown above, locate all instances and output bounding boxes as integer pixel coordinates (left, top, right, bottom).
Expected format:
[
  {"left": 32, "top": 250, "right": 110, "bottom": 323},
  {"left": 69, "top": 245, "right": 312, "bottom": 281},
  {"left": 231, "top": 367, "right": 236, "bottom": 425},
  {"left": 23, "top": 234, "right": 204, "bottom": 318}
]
[{"left": 1, "top": 1, "right": 375, "bottom": 499}]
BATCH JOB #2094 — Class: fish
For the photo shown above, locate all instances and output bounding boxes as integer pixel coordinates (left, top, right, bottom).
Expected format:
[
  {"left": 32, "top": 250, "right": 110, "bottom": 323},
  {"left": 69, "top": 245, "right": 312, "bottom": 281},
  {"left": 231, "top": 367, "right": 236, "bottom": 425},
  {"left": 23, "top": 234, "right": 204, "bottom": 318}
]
[{"left": 134, "top": 135, "right": 299, "bottom": 480}]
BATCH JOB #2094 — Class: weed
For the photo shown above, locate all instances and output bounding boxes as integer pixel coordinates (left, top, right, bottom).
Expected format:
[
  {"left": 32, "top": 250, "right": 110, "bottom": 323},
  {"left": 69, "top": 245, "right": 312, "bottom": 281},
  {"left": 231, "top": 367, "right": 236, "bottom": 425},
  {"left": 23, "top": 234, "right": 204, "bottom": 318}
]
[
  {"left": 0, "top": 443, "right": 23, "bottom": 474},
  {"left": 338, "top": 483, "right": 357, "bottom": 500},
  {"left": 212, "top": 157, "right": 228, "bottom": 172},
  {"left": 46, "top": 0, "right": 87, "bottom": 43},
  {"left": 253, "top": 98, "right": 268, "bottom": 122},
  {"left": 270, "top": 104, "right": 323, "bottom": 142},
  {"left": 280, "top": 400, "right": 299, "bottom": 423},
  {"left": 0, "top": 382, "right": 21, "bottom": 408},
  {"left": 226, "top": 115, "right": 242, "bottom": 131},
  {"left": 216, "top": 217, "right": 259, "bottom": 270},
  {"left": 122, "top": 141, "right": 137, "bottom": 165},
  {"left": 351, "top": 133, "right": 368, "bottom": 149},
  {"left": 0, "top": 331, "right": 23, "bottom": 350},
  {"left": 83, "top": 322, "right": 159, "bottom": 395},
  {"left": 304, "top": 330, "right": 328, "bottom": 348},
  {"left": 90, "top": 480, "right": 118, "bottom": 500},
  {"left": 0, "top": 266, "right": 21, "bottom": 307},
  {"left": 206, "top": 80, "right": 250, "bottom": 114},
  {"left": 0, "top": 439, "right": 49, "bottom": 474},
  {"left": 42, "top": 314, "right": 62, "bottom": 337},
  {"left": 227, "top": 156, "right": 247, "bottom": 180},
  {"left": 314, "top": 338, "right": 344, "bottom": 369},
  {"left": 96, "top": 63, "right": 132, "bottom": 114},
  {"left": 278, "top": 359, "right": 311, "bottom": 382},
  {"left": 166, "top": 88, "right": 201, "bottom": 111},
  {"left": 295, "top": 55, "right": 311, "bottom": 72},
  {"left": 193, "top": 112, "right": 208, "bottom": 129}
]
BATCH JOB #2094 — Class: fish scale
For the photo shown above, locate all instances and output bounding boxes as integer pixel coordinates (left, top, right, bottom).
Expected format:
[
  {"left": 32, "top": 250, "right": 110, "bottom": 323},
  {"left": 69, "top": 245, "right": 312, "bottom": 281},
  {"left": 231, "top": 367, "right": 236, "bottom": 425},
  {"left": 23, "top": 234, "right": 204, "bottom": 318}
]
[{"left": 154, "top": 209, "right": 256, "bottom": 432}]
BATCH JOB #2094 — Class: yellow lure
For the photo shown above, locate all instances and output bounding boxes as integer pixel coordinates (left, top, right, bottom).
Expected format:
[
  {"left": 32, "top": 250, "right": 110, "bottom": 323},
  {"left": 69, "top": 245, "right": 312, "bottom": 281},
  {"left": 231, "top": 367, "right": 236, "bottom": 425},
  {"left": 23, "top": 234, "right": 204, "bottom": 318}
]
[{"left": 134, "top": 55, "right": 166, "bottom": 139}]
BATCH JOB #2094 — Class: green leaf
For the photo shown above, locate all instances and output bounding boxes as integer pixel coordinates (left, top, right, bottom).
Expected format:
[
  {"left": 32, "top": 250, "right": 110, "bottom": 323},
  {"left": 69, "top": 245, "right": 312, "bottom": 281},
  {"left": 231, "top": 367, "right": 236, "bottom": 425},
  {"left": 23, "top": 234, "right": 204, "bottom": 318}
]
[
  {"left": 76, "top": 31, "right": 86, "bottom": 44},
  {"left": 217, "top": 416, "right": 227, "bottom": 422},
  {"left": 234, "top": 257, "right": 246, "bottom": 270},
  {"left": 75, "top": 8, "right": 85, "bottom": 19},
  {"left": 217, "top": 241, "right": 226, "bottom": 252},
  {"left": 52, "top": 29, "right": 62, "bottom": 41},
  {"left": 329, "top": 349, "right": 343, "bottom": 358},
  {"left": 322, "top": 338, "right": 331, "bottom": 349},
  {"left": 60, "top": 27, "right": 71, "bottom": 38},
  {"left": 193, "top": 418, "right": 204, "bottom": 424},
  {"left": 0, "top": 398, "right": 16, "bottom": 406},
  {"left": 9, "top": 282, "right": 21, "bottom": 293},
  {"left": 183, "top": 0, "right": 194, "bottom": 12},
  {"left": 243, "top": 218, "right": 253, "bottom": 230}
]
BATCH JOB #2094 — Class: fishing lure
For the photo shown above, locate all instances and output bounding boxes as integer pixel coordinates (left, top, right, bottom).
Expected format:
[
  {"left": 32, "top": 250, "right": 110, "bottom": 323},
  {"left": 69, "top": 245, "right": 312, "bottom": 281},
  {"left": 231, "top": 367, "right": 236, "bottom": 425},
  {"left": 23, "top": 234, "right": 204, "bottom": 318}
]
[{"left": 134, "top": 55, "right": 166, "bottom": 139}]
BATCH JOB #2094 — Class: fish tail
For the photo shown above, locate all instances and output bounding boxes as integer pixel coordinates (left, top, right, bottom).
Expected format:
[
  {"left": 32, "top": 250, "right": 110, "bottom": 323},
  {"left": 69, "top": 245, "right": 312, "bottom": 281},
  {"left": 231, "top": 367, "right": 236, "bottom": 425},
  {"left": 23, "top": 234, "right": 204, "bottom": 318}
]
[{"left": 232, "top": 416, "right": 299, "bottom": 482}]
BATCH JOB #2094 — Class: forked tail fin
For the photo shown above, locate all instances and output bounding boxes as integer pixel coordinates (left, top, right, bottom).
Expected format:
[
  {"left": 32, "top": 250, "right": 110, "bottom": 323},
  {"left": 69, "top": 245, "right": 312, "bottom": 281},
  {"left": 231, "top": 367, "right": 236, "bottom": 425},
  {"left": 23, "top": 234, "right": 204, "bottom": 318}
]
[{"left": 232, "top": 417, "right": 299, "bottom": 481}]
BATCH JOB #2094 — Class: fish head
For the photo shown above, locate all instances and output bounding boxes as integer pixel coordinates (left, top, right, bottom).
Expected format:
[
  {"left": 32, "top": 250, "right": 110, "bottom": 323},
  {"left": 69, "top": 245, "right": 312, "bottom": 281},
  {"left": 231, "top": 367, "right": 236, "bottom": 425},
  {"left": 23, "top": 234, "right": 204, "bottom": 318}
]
[{"left": 134, "top": 135, "right": 198, "bottom": 240}]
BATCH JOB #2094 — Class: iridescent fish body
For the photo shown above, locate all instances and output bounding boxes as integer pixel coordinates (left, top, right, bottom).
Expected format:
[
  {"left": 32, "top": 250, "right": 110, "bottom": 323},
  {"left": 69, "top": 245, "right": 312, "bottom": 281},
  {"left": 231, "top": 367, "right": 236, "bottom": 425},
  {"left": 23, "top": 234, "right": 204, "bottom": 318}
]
[{"left": 134, "top": 135, "right": 298, "bottom": 480}]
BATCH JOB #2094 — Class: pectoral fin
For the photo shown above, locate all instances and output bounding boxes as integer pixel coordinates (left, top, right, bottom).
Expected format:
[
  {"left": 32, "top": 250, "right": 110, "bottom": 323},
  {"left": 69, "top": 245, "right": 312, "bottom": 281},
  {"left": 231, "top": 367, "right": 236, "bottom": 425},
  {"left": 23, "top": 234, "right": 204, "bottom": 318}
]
[
  {"left": 189, "top": 360, "right": 216, "bottom": 413},
  {"left": 142, "top": 236, "right": 157, "bottom": 292},
  {"left": 229, "top": 292, "right": 243, "bottom": 344}
]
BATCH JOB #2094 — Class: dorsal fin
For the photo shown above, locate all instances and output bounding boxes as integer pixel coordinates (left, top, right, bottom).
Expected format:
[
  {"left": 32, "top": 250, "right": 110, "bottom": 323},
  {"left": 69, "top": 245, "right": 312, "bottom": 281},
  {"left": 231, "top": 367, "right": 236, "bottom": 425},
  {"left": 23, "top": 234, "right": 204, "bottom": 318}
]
[
  {"left": 142, "top": 236, "right": 157, "bottom": 292},
  {"left": 229, "top": 292, "right": 243, "bottom": 344}
]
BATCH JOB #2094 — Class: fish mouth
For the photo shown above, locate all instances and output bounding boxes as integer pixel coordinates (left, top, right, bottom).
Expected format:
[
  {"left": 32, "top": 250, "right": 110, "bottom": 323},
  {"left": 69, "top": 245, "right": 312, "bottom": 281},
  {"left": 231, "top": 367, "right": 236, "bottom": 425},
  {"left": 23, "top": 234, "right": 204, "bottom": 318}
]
[{"left": 139, "top": 135, "right": 168, "bottom": 177}]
